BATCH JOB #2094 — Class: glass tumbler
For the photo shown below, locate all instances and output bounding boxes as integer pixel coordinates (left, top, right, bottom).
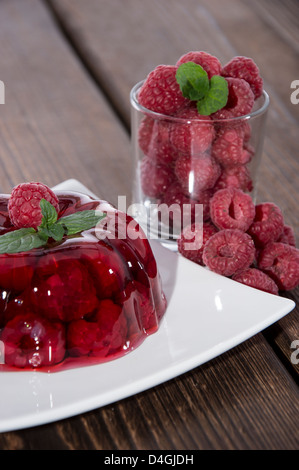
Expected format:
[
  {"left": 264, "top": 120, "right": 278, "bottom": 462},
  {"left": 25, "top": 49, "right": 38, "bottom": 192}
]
[{"left": 130, "top": 80, "right": 269, "bottom": 245}]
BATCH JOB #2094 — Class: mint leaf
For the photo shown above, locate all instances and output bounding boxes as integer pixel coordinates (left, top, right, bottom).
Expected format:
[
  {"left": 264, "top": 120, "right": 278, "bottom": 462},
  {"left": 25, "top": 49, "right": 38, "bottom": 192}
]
[
  {"left": 40, "top": 199, "right": 58, "bottom": 227},
  {"left": 196, "top": 75, "right": 228, "bottom": 115},
  {"left": 0, "top": 228, "right": 45, "bottom": 254},
  {"left": 176, "top": 62, "right": 209, "bottom": 101},
  {"left": 57, "top": 210, "right": 106, "bottom": 236},
  {"left": 39, "top": 223, "right": 65, "bottom": 242}
]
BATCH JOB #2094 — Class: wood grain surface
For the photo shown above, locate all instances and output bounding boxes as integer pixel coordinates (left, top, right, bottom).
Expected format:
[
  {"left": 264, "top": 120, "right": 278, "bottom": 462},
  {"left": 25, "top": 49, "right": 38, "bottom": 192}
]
[{"left": 0, "top": 0, "right": 298, "bottom": 450}]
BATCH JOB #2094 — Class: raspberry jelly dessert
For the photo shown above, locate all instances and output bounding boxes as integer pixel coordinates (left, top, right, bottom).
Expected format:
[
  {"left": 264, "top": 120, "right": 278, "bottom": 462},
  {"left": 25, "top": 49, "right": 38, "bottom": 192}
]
[{"left": 0, "top": 189, "right": 167, "bottom": 371}]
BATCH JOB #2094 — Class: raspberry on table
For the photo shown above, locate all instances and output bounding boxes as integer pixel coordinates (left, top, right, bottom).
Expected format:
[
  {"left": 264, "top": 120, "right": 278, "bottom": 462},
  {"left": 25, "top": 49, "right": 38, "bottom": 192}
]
[
  {"left": 276, "top": 225, "right": 296, "bottom": 247},
  {"left": 221, "top": 56, "right": 263, "bottom": 99},
  {"left": 210, "top": 188, "right": 256, "bottom": 232},
  {"left": 178, "top": 222, "right": 218, "bottom": 265},
  {"left": 232, "top": 268, "right": 279, "bottom": 295},
  {"left": 176, "top": 51, "right": 222, "bottom": 79},
  {"left": 212, "top": 77, "right": 255, "bottom": 119},
  {"left": 170, "top": 104, "right": 215, "bottom": 155},
  {"left": 247, "top": 202, "right": 284, "bottom": 248},
  {"left": 174, "top": 153, "right": 221, "bottom": 197},
  {"left": 0, "top": 313, "right": 66, "bottom": 368},
  {"left": 212, "top": 126, "right": 251, "bottom": 167},
  {"left": 138, "top": 65, "right": 188, "bottom": 116},
  {"left": 258, "top": 242, "right": 299, "bottom": 291},
  {"left": 140, "top": 156, "right": 174, "bottom": 198},
  {"left": 8, "top": 182, "right": 59, "bottom": 230},
  {"left": 202, "top": 229, "right": 255, "bottom": 277}
]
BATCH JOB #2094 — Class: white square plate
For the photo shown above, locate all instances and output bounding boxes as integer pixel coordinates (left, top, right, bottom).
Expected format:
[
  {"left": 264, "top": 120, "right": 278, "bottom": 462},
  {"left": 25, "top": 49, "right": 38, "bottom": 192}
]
[{"left": 0, "top": 179, "right": 295, "bottom": 432}]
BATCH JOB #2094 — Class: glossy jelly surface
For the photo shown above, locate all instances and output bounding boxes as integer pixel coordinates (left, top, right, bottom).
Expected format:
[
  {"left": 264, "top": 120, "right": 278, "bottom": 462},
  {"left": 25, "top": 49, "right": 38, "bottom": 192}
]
[{"left": 0, "top": 191, "right": 167, "bottom": 372}]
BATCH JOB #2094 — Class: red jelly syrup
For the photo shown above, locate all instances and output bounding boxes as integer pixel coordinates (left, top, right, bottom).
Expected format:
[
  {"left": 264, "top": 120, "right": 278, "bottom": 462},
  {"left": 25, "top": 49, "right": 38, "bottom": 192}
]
[{"left": 0, "top": 191, "right": 167, "bottom": 372}]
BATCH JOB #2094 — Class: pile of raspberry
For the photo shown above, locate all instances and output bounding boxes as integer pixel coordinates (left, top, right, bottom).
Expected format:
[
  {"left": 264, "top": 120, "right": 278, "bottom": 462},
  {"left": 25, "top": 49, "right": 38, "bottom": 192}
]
[
  {"left": 177, "top": 187, "right": 299, "bottom": 296},
  {"left": 137, "top": 52, "right": 263, "bottom": 218}
]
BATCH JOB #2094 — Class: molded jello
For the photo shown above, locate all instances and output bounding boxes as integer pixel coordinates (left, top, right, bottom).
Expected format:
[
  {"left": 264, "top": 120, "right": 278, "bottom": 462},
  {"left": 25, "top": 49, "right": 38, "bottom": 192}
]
[{"left": 0, "top": 190, "right": 167, "bottom": 371}]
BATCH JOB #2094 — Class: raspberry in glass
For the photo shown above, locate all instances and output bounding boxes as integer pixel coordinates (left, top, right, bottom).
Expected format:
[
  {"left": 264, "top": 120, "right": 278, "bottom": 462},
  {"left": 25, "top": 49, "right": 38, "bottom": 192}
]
[
  {"left": 202, "top": 229, "right": 255, "bottom": 277},
  {"left": 8, "top": 182, "right": 59, "bottom": 230},
  {"left": 247, "top": 202, "right": 284, "bottom": 248},
  {"left": 221, "top": 56, "right": 263, "bottom": 99},
  {"left": 174, "top": 153, "right": 221, "bottom": 196},
  {"left": 232, "top": 268, "right": 279, "bottom": 295},
  {"left": 212, "top": 126, "right": 251, "bottom": 167},
  {"left": 138, "top": 116, "right": 179, "bottom": 165},
  {"left": 258, "top": 242, "right": 299, "bottom": 291},
  {"left": 176, "top": 51, "right": 222, "bottom": 79},
  {"left": 210, "top": 188, "right": 256, "bottom": 232},
  {"left": 212, "top": 77, "right": 255, "bottom": 119},
  {"left": 138, "top": 65, "right": 188, "bottom": 115},
  {"left": 213, "top": 165, "right": 253, "bottom": 193},
  {"left": 170, "top": 104, "right": 215, "bottom": 155},
  {"left": 140, "top": 156, "right": 174, "bottom": 198}
]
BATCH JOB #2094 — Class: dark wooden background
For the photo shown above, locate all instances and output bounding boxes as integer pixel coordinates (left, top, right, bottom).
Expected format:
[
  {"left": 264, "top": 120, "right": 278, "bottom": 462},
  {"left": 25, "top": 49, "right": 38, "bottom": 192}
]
[{"left": 0, "top": 0, "right": 298, "bottom": 449}]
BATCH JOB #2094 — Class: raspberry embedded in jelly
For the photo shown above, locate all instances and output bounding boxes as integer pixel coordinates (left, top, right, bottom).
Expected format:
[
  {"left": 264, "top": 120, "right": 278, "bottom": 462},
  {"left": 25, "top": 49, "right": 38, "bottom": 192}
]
[{"left": 0, "top": 190, "right": 167, "bottom": 371}]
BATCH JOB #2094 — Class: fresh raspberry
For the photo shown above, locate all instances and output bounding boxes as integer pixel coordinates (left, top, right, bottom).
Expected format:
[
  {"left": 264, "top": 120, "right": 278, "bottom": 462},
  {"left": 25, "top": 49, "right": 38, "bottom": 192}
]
[
  {"left": 214, "top": 165, "right": 253, "bottom": 193},
  {"left": 232, "top": 268, "right": 279, "bottom": 295},
  {"left": 67, "top": 300, "right": 127, "bottom": 357},
  {"left": 176, "top": 51, "right": 222, "bottom": 79},
  {"left": 212, "top": 78, "right": 255, "bottom": 119},
  {"left": 178, "top": 222, "right": 218, "bottom": 265},
  {"left": 212, "top": 126, "right": 251, "bottom": 167},
  {"left": 247, "top": 202, "right": 284, "bottom": 248},
  {"left": 138, "top": 117, "right": 179, "bottom": 165},
  {"left": 138, "top": 65, "right": 188, "bottom": 116},
  {"left": 159, "top": 183, "right": 211, "bottom": 224},
  {"left": 0, "top": 313, "right": 66, "bottom": 368},
  {"left": 174, "top": 154, "right": 221, "bottom": 196},
  {"left": 202, "top": 229, "right": 255, "bottom": 277},
  {"left": 170, "top": 104, "right": 215, "bottom": 155},
  {"left": 30, "top": 259, "right": 98, "bottom": 322},
  {"left": 221, "top": 56, "right": 263, "bottom": 99},
  {"left": 258, "top": 242, "right": 299, "bottom": 291},
  {"left": 140, "top": 156, "right": 174, "bottom": 198},
  {"left": 210, "top": 188, "right": 255, "bottom": 232},
  {"left": 8, "top": 182, "right": 59, "bottom": 230},
  {"left": 276, "top": 225, "right": 296, "bottom": 247}
]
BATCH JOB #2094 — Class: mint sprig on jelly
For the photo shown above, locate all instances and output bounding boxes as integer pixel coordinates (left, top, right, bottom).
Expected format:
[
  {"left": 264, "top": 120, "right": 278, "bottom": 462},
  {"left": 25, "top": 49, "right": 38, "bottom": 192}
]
[
  {"left": 175, "top": 62, "right": 228, "bottom": 115},
  {"left": 0, "top": 199, "right": 106, "bottom": 254}
]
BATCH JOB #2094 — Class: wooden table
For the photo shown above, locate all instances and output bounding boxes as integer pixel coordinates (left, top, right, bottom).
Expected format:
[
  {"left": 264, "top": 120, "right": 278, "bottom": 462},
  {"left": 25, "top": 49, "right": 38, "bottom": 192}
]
[{"left": 0, "top": 0, "right": 298, "bottom": 450}]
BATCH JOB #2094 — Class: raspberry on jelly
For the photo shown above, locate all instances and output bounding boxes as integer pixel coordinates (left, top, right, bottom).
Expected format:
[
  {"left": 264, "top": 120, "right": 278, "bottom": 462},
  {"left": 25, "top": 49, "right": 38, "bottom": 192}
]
[
  {"left": 221, "top": 56, "right": 263, "bottom": 99},
  {"left": 247, "top": 202, "right": 284, "bottom": 248},
  {"left": 210, "top": 188, "right": 256, "bottom": 232},
  {"left": 178, "top": 222, "right": 218, "bottom": 265},
  {"left": 0, "top": 313, "right": 66, "bottom": 368},
  {"left": 232, "top": 268, "right": 279, "bottom": 295},
  {"left": 202, "top": 229, "right": 255, "bottom": 277},
  {"left": 30, "top": 259, "right": 98, "bottom": 322},
  {"left": 138, "top": 65, "right": 188, "bottom": 116},
  {"left": 8, "top": 182, "right": 59, "bottom": 230},
  {"left": 258, "top": 242, "right": 299, "bottom": 291},
  {"left": 176, "top": 51, "right": 222, "bottom": 79}
]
